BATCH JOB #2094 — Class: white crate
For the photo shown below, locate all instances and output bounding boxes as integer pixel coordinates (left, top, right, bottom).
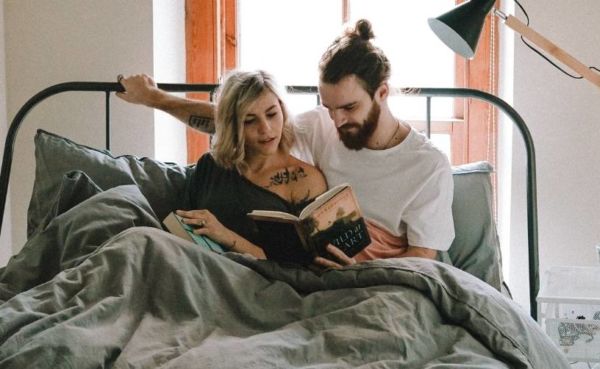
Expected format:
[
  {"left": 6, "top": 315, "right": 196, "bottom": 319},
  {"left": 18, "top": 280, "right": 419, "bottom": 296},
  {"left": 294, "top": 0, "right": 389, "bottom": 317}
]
[{"left": 537, "top": 266, "right": 600, "bottom": 362}]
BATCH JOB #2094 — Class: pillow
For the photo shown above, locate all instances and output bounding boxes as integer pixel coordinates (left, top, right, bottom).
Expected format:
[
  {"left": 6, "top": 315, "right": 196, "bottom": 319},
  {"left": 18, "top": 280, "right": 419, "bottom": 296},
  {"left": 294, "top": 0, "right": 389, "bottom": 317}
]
[
  {"left": 1, "top": 173, "right": 161, "bottom": 300},
  {"left": 27, "top": 129, "right": 193, "bottom": 237},
  {"left": 438, "top": 161, "right": 503, "bottom": 291},
  {"left": 36, "top": 169, "right": 103, "bottom": 232}
]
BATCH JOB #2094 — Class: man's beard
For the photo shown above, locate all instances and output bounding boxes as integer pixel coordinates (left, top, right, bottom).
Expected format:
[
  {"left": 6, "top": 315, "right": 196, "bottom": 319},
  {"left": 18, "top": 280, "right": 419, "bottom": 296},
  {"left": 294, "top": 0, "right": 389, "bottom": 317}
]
[{"left": 336, "top": 101, "right": 380, "bottom": 150}]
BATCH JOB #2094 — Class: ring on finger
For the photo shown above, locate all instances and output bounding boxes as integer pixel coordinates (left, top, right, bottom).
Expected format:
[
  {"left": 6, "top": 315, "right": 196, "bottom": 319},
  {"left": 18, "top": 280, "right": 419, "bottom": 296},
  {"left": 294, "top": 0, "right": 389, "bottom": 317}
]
[{"left": 198, "top": 220, "right": 206, "bottom": 227}]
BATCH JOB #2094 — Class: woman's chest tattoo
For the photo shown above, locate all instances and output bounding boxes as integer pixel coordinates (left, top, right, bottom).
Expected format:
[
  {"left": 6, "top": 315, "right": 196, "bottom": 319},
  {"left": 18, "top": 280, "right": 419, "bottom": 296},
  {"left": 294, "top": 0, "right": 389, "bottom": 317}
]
[{"left": 265, "top": 167, "right": 307, "bottom": 188}]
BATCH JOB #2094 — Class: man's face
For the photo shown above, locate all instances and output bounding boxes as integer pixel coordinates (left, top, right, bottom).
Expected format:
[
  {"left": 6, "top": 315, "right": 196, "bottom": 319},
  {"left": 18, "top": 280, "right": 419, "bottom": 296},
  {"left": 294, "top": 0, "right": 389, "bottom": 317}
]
[{"left": 319, "top": 75, "right": 380, "bottom": 150}]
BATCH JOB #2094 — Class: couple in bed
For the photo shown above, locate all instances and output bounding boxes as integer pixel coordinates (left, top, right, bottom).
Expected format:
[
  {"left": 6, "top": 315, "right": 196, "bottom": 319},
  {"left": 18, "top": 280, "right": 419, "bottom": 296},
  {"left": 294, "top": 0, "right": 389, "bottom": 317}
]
[{"left": 118, "top": 19, "right": 454, "bottom": 268}]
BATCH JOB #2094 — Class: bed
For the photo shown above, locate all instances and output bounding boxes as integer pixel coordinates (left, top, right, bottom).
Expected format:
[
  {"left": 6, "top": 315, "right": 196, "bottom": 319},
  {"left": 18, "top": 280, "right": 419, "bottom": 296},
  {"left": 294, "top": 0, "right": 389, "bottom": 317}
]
[{"left": 0, "top": 82, "right": 568, "bottom": 368}]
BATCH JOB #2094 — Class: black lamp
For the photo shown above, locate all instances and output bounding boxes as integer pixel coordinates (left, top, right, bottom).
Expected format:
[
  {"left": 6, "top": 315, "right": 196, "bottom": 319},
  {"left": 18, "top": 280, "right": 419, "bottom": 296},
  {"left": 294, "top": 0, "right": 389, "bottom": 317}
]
[
  {"left": 428, "top": 0, "right": 495, "bottom": 59},
  {"left": 428, "top": 0, "right": 600, "bottom": 89}
]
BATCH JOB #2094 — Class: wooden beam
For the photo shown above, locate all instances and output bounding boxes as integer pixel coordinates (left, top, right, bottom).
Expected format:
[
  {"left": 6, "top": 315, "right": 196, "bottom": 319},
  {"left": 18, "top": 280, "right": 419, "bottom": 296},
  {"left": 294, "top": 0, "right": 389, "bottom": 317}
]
[{"left": 504, "top": 14, "right": 600, "bottom": 89}]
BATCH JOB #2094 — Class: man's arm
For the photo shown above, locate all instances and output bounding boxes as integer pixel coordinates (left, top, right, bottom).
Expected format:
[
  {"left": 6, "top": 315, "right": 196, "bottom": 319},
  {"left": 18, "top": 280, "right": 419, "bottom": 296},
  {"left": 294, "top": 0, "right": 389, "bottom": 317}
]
[
  {"left": 116, "top": 74, "right": 216, "bottom": 134},
  {"left": 313, "top": 243, "right": 437, "bottom": 269},
  {"left": 399, "top": 245, "right": 437, "bottom": 259}
]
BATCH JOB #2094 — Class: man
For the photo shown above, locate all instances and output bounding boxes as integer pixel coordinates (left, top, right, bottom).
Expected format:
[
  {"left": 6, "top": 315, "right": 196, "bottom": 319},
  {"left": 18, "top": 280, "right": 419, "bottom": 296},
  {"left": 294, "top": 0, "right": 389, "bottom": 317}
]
[{"left": 117, "top": 19, "right": 454, "bottom": 268}]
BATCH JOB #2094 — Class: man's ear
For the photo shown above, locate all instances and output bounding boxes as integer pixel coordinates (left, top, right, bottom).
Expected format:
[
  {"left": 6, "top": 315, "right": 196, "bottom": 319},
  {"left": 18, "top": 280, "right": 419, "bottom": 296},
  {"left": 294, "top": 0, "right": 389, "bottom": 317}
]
[{"left": 376, "top": 82, "right": 389, "bottom": 101}]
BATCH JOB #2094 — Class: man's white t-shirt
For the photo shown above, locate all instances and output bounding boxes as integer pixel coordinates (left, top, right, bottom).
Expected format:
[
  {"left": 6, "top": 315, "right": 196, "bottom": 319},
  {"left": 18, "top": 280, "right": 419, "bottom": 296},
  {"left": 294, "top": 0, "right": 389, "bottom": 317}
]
[{"left": 291, "top": 106, "right": 455, "bottom": 251}]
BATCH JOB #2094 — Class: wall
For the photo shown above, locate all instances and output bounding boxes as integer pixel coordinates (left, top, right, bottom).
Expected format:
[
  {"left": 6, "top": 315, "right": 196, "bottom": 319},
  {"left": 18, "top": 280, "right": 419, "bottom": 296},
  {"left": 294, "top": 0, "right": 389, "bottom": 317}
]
[
  {"left": 153, "top": 0, "right": 187, "bottom": 164},
  {"left": 507, "top": 0, "right": 600, "bottom": 310},
  {"left": 1, "top": 0, "right": 185, "bottom": 259},
  {"left": 0, "top": 0, "right": 12, "bottom": 266}
]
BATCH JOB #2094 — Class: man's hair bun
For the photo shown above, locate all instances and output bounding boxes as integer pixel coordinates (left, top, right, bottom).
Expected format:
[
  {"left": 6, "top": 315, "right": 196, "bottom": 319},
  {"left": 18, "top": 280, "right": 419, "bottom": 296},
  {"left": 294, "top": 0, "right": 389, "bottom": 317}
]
[{"left": 354, "top": 19, "right": 375, "bottom": 41}]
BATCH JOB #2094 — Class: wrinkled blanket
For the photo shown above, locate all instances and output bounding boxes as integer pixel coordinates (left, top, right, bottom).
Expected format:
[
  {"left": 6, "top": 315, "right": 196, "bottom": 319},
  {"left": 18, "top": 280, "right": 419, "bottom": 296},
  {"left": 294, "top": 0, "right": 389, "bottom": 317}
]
[{"left": 0, "top": 179, "right": 569, "bottom": 368}]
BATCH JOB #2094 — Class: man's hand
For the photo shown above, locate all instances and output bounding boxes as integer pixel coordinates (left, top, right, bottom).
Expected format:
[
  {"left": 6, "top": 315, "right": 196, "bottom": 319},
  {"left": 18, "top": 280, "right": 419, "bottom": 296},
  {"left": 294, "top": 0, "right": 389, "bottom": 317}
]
[
  {"left": 313, "top": 243, "right": 437, "bottom": 270},
  {"left": 116, "top": 74, "right": 163, "bottom": 107},
  {"left": 115, "top": 73, "right": 216, "bottom": 131},
  {"left": 313, "top": 244, "right": 357, "bottom": 269}
]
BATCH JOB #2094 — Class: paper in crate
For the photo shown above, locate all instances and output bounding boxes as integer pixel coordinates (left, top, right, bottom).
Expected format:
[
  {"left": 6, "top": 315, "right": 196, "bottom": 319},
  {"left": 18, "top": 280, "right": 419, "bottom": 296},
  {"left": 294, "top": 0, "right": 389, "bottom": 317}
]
[
  {"left": 537, "top": 266, "right": 600, "bottom": 362},
  {"left": 545, "top": 318, "right": 600, "bottom": 361}
]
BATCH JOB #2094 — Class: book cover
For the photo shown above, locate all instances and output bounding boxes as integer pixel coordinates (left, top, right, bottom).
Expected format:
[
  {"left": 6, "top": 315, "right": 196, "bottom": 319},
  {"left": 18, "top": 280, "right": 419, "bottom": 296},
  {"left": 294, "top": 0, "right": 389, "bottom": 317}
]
[
  {"left": 247, "top": 184, "right": 371, "bottom": 263},
  {"left": 162, "top": 212, "right": 226, "bottom": 253}
]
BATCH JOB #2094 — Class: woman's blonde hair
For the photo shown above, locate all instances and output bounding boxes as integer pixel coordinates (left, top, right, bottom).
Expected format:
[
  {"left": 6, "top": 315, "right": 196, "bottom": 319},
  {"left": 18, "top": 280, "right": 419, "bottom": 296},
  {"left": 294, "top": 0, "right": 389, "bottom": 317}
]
[{"left": 212, "top": 70, "right": 294, "bottom": 171}]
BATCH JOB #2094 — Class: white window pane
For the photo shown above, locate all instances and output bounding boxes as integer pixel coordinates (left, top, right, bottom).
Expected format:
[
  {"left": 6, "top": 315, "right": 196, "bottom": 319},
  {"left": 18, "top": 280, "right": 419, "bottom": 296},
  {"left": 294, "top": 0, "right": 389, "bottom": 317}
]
[
  {"left": 349, "top": 0, "right": 456, "bottom": 118},
  {"left": 285, "top": 94, "right": 320, "bottom": 116},
  {"left": 389, "top": 95, "right": 457, "bottom": 121},
  {"left": 239, "top": 0, "right": 342, "bottom": 86},
  {"left": 430, "top": 133, "right": 452, "bottom": 159},
  {"left": 239, "top": 1, "right": 457, "bottom": 128},
  {"left": 349, "top": 0, "right": 455, "bottom": 88}
]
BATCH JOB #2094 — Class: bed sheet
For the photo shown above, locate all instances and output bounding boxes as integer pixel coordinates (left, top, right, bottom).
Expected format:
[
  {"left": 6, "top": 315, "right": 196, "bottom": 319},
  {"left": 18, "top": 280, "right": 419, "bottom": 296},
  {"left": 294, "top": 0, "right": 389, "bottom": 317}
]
[{"left": 0, "top": 172, "right": 569, "bottom": 368}]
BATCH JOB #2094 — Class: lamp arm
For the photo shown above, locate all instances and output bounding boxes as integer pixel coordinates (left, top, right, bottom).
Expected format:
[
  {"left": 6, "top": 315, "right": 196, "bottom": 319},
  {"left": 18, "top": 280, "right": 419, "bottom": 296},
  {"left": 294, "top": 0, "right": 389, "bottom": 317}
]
[{"left": 496, "top": 10, "right": 600, "bottom": 89}]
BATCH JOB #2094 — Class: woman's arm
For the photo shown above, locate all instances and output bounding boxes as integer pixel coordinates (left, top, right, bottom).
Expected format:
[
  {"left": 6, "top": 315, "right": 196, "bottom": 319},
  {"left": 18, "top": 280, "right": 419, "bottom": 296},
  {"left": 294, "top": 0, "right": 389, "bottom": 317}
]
[
  {"left": 225, "top": 232, "right": 267, "bottom": 260},
  {"left": 176, "top": 209, "right": 266, "bottom": 259},
  {"left": 116, "top": 74, "right": 216, "bottom": 134}
]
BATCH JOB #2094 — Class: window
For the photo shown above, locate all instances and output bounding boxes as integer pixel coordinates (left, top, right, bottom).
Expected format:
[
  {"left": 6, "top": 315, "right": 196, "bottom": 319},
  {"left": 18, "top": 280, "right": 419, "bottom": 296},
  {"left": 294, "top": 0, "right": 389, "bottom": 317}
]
[
  {"left": 238, "top": 0, "right": 457, "bottom": 157},
  {"left": 186, "top": 0, "right": 498, "bottom": 168}
]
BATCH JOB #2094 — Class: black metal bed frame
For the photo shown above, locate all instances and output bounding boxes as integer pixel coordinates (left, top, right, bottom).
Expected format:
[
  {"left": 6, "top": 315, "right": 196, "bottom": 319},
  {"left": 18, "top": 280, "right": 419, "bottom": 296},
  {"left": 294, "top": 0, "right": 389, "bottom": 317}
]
[{"left": 0, "top": 82, "right": 539, "bottom": 319}]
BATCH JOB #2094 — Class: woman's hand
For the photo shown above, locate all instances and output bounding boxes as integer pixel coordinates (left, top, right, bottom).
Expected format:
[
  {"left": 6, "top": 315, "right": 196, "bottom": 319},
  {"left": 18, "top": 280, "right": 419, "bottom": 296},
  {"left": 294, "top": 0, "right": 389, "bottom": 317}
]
[
  {"left": 313, "top": 244, "right": 358, "bottom": 269},
  {"left": 176, "top": 209, "right": 235, "bottom": 249}
]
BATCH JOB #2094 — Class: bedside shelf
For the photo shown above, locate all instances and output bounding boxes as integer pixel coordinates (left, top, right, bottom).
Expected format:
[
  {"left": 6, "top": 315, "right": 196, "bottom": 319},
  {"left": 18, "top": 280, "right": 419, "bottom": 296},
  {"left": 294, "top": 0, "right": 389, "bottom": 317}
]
[{"left": 537, "top": 266, "right": 600, "bottom": 363}]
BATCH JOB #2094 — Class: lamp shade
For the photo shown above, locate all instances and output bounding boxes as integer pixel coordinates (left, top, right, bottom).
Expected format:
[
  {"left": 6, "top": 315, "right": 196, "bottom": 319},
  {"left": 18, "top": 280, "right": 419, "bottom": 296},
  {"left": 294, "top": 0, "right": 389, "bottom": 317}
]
[{"left": 428, "top": 0, "right": 496, "bottom": 59}]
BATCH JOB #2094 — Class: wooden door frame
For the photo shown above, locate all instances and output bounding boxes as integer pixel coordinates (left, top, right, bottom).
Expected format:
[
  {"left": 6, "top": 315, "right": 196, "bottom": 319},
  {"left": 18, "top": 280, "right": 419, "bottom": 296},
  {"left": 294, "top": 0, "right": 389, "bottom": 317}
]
[{"left": 453, "top": 0, "right": 500, "bottom": 167}]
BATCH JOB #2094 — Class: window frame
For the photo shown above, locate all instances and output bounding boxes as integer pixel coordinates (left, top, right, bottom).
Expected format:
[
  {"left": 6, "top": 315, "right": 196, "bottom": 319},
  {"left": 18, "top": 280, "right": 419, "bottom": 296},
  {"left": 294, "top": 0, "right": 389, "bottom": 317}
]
[{"left": 185, "top": 0, "right": 236, "bottom": 164}]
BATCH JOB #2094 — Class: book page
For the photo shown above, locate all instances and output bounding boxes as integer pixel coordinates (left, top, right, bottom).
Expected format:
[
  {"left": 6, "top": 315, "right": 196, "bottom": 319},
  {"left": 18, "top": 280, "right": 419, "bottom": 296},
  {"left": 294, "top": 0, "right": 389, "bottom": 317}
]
[
  {"left": 299, "top": 183, "right": 349, "bottom": 219},
  {"left": 306, "top": 186, "right": 361, "bottom": 234},
  {"left": 163, "top": 212, "right": 195, "bottom": 242},
  {"left": 247, "top": 210, "right": 299, "bottom": 223}
]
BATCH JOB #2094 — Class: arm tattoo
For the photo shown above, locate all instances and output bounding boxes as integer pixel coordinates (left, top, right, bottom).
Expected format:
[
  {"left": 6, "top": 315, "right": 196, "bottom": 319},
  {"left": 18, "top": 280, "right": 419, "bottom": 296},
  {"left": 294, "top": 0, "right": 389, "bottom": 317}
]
[
  {"left": 265, "top": 168, "right": 307, "bottom": 188},
  {"left": 188, "top": 115, "right": 215, "bottom": 133}
]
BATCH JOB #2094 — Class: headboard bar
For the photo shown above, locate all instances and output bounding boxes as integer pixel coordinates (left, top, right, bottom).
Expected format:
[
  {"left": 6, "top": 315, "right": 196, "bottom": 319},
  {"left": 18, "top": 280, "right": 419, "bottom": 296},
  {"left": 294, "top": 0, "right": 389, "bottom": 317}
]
[
  {"left": 411, "top": 88, "right": 539, "bottom": 319},
  {"left": 0, "top": 82, "right": 538, "bottom": 318}
]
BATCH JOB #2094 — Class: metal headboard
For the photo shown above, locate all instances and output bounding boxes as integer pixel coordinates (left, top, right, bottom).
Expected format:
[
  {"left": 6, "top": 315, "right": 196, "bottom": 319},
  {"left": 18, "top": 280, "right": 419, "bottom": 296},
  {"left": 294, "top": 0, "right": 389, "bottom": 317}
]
[{"left": 0, "top": 82, "right": 538, "bottom": 319}]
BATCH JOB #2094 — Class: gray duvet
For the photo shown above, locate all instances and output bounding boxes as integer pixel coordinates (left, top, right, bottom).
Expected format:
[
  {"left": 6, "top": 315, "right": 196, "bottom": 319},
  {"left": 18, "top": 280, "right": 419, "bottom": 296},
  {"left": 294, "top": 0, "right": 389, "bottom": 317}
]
[{"left": 0, "top": 176, "right": 569, "bottom": 368}]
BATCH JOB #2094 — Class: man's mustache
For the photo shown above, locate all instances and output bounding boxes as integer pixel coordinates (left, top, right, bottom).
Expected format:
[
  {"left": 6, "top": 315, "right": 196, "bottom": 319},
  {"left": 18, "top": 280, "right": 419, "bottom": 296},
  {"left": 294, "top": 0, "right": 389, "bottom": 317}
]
[{"left": 338, "top": 123, "right": 361, "bottom": 133}]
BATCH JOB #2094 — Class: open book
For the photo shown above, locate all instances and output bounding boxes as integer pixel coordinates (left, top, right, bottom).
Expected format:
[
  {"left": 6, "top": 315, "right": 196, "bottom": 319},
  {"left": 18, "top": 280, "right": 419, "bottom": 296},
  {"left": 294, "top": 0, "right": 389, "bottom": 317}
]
[
  {"left": 248, "top": 184, "right": 371, "bottom": 264},
  {"left": 163, "top": 212, "right": 226, "bottom": 253}
]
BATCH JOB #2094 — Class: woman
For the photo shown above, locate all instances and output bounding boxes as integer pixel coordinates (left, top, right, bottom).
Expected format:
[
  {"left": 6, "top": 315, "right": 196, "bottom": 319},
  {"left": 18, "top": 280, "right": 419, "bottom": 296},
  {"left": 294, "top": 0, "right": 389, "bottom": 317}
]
[{"left": 170, "top": 70, "right": 328, "bottom": 260}]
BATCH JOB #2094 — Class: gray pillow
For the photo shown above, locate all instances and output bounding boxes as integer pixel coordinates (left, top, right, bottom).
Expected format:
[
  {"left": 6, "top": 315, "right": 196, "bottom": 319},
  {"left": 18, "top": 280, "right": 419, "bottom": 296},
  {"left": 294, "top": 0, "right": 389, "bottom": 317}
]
[
  {"left": 27, "top": 129, "right": 192, "bottom": 237},
  {"left": 1, "top": 172, "right": 161, "bottom": 301},
  {"left": 438, "top": 161, "right": 503, "bottom": 291}
]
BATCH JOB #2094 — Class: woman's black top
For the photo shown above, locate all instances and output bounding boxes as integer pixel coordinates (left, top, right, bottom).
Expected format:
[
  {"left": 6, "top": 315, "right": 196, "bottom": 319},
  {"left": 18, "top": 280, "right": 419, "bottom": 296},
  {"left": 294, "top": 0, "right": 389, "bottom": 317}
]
[{"left": 185, "top": 153, "right": 313, "bottom": 264}]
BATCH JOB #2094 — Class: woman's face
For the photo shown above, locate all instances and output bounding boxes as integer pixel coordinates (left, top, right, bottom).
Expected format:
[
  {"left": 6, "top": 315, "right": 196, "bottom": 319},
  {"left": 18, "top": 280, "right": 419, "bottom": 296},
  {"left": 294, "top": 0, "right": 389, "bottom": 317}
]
[{"left": 242, "top": 90, "right": 284, "bottom": 157}]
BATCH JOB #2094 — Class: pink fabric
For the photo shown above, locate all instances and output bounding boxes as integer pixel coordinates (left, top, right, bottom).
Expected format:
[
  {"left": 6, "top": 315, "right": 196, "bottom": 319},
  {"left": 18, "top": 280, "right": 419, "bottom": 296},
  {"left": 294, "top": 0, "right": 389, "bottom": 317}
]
[{"left": 354, "top": 220, "right": 408, "bottom": 262}]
